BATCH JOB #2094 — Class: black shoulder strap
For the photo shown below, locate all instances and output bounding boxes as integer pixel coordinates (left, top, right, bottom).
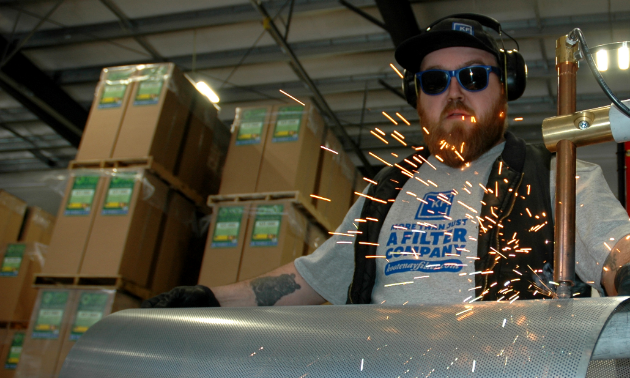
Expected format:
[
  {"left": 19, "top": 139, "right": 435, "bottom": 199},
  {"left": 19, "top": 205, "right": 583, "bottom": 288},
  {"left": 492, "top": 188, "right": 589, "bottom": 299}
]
[{"left": 347, "top": 148, "right": 430, "bottom": 304}]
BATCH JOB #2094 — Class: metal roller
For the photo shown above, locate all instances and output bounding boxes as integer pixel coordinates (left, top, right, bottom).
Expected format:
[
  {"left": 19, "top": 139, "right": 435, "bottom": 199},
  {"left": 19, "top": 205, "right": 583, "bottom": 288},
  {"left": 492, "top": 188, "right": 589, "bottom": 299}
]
[{"left": 59, "top": 298, "right": 630, "bottom": 378}]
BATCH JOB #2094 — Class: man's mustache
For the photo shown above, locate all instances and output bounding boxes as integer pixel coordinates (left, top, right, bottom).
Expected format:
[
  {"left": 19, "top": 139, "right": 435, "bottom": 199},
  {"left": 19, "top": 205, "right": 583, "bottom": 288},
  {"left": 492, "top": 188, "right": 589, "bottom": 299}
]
[{"left": 440, "top": 101, "right": 476, "bottom": 120}]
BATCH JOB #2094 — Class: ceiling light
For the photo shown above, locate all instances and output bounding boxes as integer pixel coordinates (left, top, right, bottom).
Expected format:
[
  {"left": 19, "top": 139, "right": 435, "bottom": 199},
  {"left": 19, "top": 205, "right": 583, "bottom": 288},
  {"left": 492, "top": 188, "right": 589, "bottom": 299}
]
[
  {"left": 619, "top": 43, "right": 629, "bottom": 70},
  {"left": 596, "top": 50, "right": 609, "bottom": 72},
  {"left": 195, "top": 81, "right": 220, "bottom": 103}
]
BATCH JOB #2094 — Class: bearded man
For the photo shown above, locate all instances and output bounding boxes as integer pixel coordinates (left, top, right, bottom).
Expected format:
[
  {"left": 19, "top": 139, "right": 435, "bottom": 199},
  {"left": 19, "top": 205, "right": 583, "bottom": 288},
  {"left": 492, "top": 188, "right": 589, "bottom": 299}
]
[{"left": 144, "top": 15, "right": 630, "bottom": 309}]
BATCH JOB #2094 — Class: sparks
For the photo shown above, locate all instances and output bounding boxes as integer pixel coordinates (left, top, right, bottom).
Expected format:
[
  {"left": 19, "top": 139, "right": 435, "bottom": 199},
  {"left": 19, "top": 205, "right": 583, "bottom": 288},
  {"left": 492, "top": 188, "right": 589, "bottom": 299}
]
[
  {"left": 391, "top": 133, "right": 407, "bottom": 146},
  {"left": 370, "top": 130, "right": 389, "bottom": 144},
  {"left": 329, "top": 232, "right": 354, "bottom": 236},
  {"left": 359, "top": 242, "right": 379, "bottom": 246},
  {"left": 368, "top": 152, "right": 392, "bottom": 166},
  {"left": 396, "top": 112, "right": 411, "bottom": 125},
  {"left": 365, "top": 255, "right": 386, "bottom": 258},
  {"left": 384, "top": 281, "right": 414, "bottom": 287},
  {"left": 320, "top": 145, "right": 338, "bottom": 154},
  {"left": 363, "top": 177, "right": 378, "bottom": 186},
  {"left": 279, "top": 89, "right": 305, "bottom": 105},
  {"left": 389, "top": 63, "right": 403, "bottom": 78},
  {"left": 382, "top": 111, "right": 398, "bottom": 125},
  {"left": 354, "top": 191, "right": 387, "bottom": 204},
  {"left": 310, "top": 194, "right": 331, "bottom": 202},
  {"left": 422, "top": 126, "right": 430, "bottom": 135},
  {"left": 456, "top": 308, "right": 473, "bottom": 316}
]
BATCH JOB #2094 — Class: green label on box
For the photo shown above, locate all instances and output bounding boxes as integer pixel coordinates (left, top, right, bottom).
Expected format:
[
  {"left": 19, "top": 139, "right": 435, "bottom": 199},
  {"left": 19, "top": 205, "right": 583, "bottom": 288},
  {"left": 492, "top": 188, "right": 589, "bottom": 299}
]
[
  {"left": 98, "top": 84, "right": 128, "bottom": 109},
  {"left": 134, "top": 80, "right": 164, "bottom": 105},
  {"left": 4, "top": 332, "right": 24, "bottom": 370},
  {"left": 211, "top": 206, "right": 245, "bottom": 248},
  {"left": 32, "top": 291, "right": 69, "bottom": 339},
  {"left": 272, "top": 105, "right": 304, "bottom": 143},
  {"left": 0, "top": 244, "right": 26, "bottom": 277},
  {"left": 69, "top": 292, "right": 108, "bottom": 341},
  {"left": 65, "top": 176, "right": 99, "bottom": 216},
  {"left": 236, "top": 108, "right": 268, "bottom": 146},
  {"left": 250, "top": 204, "right": 283, "bottom": 247},
  {"left": 102, "top": 175, "right": 136, "bottom": 215}
]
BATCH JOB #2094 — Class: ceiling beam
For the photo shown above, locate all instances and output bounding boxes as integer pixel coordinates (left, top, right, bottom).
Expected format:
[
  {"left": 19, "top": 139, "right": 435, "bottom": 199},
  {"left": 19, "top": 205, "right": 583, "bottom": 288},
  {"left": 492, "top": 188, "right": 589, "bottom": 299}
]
[
  {"left": 374, "top": 0, "right": 420, "bottom": 47},
  {"left": 6, "top": 0, "right": 376, "bottom": 49},
  {"left": 0, "top": 35, "right": 87, "bottom": 147}
]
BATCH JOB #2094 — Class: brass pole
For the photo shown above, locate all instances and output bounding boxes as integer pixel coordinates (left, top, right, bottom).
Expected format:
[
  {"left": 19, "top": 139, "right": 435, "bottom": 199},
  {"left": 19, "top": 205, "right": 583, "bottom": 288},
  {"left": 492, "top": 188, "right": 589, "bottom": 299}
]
[{"left": 554, "top": 35, "right": 579, "bottom": 299}]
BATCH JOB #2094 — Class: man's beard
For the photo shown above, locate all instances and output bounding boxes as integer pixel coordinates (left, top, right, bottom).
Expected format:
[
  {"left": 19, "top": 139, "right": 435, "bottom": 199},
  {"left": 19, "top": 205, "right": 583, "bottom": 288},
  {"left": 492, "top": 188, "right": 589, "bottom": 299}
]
[{"left": 419, "top": 97, "right": 507, "bottom": 168}]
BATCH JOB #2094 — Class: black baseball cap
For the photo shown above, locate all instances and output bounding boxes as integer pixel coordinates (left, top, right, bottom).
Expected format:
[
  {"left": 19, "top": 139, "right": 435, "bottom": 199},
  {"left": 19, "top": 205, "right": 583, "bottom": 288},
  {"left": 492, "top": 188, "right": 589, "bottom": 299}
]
[{"left": 395, "top": 17, "right": 501, "bottom": 73}]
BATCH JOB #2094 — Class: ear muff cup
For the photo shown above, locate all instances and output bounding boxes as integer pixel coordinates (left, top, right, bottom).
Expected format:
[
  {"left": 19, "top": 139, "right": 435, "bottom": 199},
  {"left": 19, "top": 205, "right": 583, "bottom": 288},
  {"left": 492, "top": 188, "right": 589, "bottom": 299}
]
[
  {"left": 503, "top": 50, "right": 527, "bottom": 101},
  {"left": 402, "top": 69, "right": 418, "bottom": 109}
]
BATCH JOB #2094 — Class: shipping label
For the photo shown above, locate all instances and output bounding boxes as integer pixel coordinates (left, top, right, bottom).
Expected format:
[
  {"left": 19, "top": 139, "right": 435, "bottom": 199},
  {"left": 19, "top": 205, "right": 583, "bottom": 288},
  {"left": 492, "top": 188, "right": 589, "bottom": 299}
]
[
  {"left": 69, "top": 292, "right": 109, "bottom": 341},
  {"left": 272, "top": 106, "right": 304, "bottom": 143},
  {"left": 0, "top": 243, "right": 26, "bottom": 277},
  {"left": 236, "top": 108, "right": 268, "bottom": 145},
  {"left": 4, "top": 332, "right": 24, "bottom": 370},
  {"left": 32, "top": 291, "right": 70, "bottom": 339},
  {"left": 250, "top": 204, "right": 284, "bottom": 247},
  {"left": 65, "top": 176, "right": 99, "bottom": 216},
  {"left": 102, "top": 174, "right": 136, "bottom": 215},
  {"left": 211, "top": 206, "right": 245, "bottom": 248}
]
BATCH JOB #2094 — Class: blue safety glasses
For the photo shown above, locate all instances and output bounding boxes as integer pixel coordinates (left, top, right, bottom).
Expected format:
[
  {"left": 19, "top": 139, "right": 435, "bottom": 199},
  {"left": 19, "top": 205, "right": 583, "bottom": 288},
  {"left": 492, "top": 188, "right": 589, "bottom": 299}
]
[{"left": 415, "top": 65, "right": 502, "bottom": 95}]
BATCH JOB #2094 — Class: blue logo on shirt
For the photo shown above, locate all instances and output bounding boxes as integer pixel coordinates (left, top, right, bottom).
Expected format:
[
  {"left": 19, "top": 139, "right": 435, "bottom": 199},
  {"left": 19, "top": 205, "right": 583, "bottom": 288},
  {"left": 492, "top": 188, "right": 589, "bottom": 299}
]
[
  {"left": 415, "top": 191, "right": 454, "bottom": 220},
  {"left": 452, "top": 22, "right": 474, "bottom": 35}
]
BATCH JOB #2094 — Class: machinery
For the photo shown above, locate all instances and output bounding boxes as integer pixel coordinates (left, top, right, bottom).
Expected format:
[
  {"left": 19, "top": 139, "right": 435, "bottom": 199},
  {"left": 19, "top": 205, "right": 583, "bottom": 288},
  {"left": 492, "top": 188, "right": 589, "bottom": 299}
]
[{"left": 58, "top": 28, "right": 630, "bottom": 378}]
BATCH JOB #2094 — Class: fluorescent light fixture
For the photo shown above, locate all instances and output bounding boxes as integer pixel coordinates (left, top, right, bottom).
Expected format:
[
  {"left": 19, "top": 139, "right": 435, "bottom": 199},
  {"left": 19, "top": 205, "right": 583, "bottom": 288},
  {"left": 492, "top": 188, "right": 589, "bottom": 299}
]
[
  {"left": 195, "top": 81, "right": 220, "bottom": 103},
  {"left": 619, "top": 43, "right": 629, "bottom": 70},
  {"left": 596, "top": 50, "right": 609, "bottom": 71}
]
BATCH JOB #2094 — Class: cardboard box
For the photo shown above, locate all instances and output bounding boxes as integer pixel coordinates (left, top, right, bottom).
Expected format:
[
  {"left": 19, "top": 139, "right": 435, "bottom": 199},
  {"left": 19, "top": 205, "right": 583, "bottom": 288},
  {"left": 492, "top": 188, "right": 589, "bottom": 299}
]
[
  {"left": 43, "top": 173, "right": 107, "bottom": 276},
  {"left": 14, "top": 289, "right": 78, "bottom": 378},
  {"left": 176, "top": 97, "right": 230, "bottom": 198},
  {"left": 256, "top": 103, "right": 325, "bottom": 196},
  {"left": 0, "top": 192, "right": 27, "bottom": 248},
  {"left": 80, "top": 169, "right": 168, "bottom": 288},
  {"left": 18, "top": 207, "right": 55, "bottom": 245},
  {"left": 198, "top": 203, "right": 252, "bottom": 287},
  {"left": 112, "top": 63, "right": 196, "bottom": 174},
  {"left": 75, "top": 66, "right": 136, "bottom": 160},
  {"left": 305, "top": 221, "right": 329, "bottom": 256},
  {"left": 0, "top": 326, "right": 27, "bottom": 378},
  {"left": 219, "top": 106, "right": 273, "bottom": 194},
  {"left": 238, "top": 200, "right": 309, "bottom": 281},
  {"left": 150, "top": 192, "right": 196, "bottom": 294},
  {"left": 54, "top": 290, "right": 140, "bottom": 377},
  {"left": 0, "top": 243, "right": 45, "bottom": 322}
]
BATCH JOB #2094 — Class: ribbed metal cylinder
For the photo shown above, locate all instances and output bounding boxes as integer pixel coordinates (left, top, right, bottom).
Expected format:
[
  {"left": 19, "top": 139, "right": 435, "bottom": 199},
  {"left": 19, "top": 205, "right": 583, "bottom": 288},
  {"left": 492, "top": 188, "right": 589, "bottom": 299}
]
[{"left": 59, "top": 298, "right": 630, "bottom": 378}]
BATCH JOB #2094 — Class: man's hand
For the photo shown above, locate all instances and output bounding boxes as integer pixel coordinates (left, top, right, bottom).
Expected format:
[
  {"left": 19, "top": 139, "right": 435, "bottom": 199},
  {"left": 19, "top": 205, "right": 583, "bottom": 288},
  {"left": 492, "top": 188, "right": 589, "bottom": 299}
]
[
  {"left": 141, "top": 285, "right": 220, "bottom": 308},
  {"left": 615, "top": 264, "right": 630, "bottom": 296}
]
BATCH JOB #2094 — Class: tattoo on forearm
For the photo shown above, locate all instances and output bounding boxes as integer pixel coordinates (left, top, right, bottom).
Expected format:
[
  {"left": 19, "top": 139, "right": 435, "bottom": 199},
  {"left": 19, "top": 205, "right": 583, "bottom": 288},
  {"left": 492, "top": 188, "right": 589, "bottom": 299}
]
[{"left": 250, "top": 274, "right": 301, "bottom": 306}]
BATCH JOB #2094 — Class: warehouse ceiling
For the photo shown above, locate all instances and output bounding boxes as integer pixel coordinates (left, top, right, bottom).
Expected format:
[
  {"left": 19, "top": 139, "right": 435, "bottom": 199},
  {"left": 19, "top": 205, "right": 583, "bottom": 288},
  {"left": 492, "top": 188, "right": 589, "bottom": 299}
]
[{"left": 0, "top": 0, "right": 629, "bottom": 175}]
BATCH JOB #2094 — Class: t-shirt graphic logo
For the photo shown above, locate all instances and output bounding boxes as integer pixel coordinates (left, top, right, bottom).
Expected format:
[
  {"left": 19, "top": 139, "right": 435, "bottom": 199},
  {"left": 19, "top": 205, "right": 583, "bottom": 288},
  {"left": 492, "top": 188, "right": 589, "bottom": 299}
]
[
  {"left": 415, "top": 191, "right": 454, "bottom": 220},
  {"left": 452, "top": 22, "right": 474, "bottom": 35}
]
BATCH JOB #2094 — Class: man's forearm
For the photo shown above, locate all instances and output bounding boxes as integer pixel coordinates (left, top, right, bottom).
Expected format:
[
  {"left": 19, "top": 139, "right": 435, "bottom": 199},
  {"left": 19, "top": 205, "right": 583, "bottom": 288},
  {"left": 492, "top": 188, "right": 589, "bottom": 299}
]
[
  {"left": 211, "top": 262, "right": 326, "bottom": 307},
  {"left": 601, "top": 235, "right": 630, "bottom": 296}
]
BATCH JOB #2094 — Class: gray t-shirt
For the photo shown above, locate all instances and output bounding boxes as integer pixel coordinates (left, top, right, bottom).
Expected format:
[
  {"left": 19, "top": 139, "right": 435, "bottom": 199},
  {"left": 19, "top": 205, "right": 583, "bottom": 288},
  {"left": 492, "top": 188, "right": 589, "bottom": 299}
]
[{"left": 294, "top": 142, "right": 630, "bottom": 305}]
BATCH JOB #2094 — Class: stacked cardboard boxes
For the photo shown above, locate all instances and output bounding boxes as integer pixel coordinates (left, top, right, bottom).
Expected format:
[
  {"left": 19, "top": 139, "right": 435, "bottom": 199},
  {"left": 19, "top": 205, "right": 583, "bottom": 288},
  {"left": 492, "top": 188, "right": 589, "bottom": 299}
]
[
  {"left": 13, "top": 289, "right": 140, "bottom": 378},
  {"left": 17, "top": 61, "right": 227, "bottom": 377},
  {"left": 199, "top": 101, "right": 363, "bottom": 288},
  {"left": 18, "top": 208, "right": 55, "bottom": 245},
  {"left": 0, "top": 192, "right": 27, "bottom": 248}
]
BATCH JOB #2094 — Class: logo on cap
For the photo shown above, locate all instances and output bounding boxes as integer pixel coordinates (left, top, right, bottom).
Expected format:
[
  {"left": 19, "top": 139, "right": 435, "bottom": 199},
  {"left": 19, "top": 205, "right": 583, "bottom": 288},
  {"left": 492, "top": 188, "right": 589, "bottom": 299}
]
[{"left": 452, "top": 22, "right": 474, "bottom": 36}]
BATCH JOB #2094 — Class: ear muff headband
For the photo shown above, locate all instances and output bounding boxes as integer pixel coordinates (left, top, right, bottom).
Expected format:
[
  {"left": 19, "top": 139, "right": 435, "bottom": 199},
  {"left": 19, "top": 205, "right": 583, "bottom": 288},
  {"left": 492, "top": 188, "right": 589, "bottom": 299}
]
[{"left": 402, "top": 13, "right": 527, "bottom": 108}]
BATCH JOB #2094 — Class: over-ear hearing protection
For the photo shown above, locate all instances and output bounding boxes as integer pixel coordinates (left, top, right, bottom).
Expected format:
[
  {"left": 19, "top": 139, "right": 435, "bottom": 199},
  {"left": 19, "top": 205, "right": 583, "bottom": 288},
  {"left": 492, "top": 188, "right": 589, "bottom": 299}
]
[{"left": 403, "top": 13, "right": 527, "bottom": 108}]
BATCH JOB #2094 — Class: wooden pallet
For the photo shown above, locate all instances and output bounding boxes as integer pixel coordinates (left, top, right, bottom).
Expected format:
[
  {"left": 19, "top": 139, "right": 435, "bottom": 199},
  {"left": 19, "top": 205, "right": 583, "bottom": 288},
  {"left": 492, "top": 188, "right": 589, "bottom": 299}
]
[
  {"left": 68, "top": 157, "right": 206, "bottom": 209},
  {"left": 33, "top": 274, "right": 155, "bottom": 301},
  {"left": 208, "top": 191, "right": 332, "bottom": 232},
  {"left": 0, "top": 320, "right": 28, "bottom": 330}
]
